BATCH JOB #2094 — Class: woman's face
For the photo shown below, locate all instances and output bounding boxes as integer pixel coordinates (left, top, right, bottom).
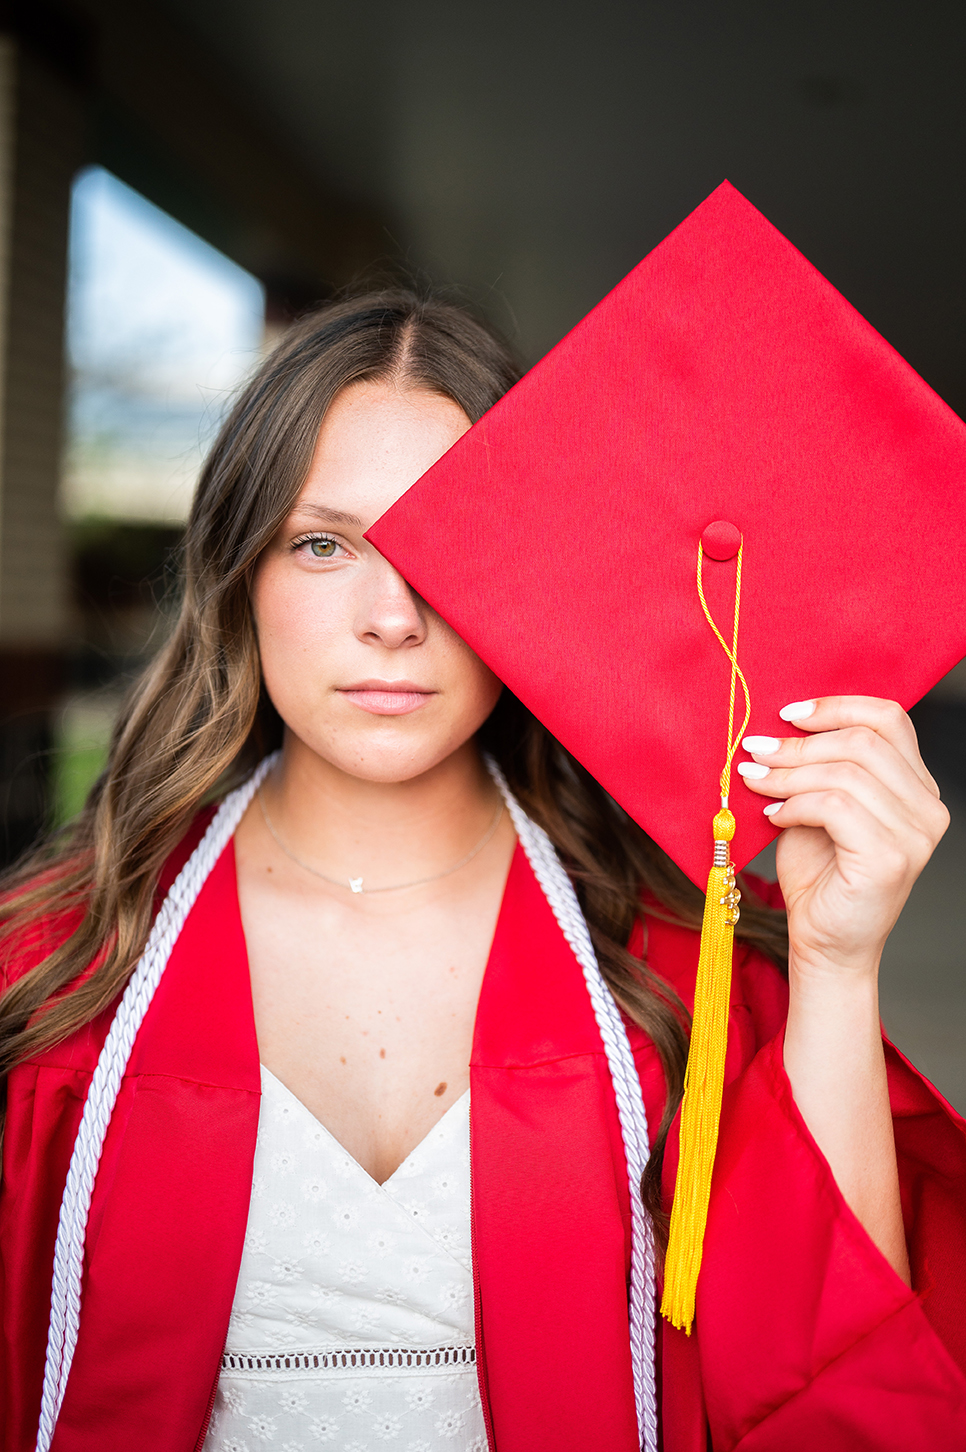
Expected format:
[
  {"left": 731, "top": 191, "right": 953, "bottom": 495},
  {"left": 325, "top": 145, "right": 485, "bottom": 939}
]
[{"left": 252, "top": 379, "right": 503, "bottom": 783}]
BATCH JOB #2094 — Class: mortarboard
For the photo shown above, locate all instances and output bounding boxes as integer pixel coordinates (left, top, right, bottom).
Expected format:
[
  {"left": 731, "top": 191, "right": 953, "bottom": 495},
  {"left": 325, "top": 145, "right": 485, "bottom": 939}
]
[{"left": 367, "top": 180, "right": 966, "bottom": 1328}]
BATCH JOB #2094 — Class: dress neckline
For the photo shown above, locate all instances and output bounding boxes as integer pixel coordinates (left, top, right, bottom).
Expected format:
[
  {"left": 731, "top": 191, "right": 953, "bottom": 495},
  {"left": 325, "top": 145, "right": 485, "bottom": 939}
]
[{"left": 259, "top": 1063, "right": 470, "bottom": 1190}]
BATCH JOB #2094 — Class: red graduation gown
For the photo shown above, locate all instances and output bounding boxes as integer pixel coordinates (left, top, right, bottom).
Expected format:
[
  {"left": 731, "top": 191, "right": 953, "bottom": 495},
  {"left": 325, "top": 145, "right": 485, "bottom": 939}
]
[{"left": 2, "top": 817, "right": 965, "bottom": 1451}]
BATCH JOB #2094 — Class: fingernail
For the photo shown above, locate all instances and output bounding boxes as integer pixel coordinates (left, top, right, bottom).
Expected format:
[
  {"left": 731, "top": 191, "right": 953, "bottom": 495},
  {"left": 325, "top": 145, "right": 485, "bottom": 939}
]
[
  {"left": 742, "top": 735, "right": 781, "bottom": 755},
  {"left": 763, "top": 801, "right": 783, "bottom": 816},
  {"left": 737, "top": 761, "right": 771, "bottom": 780},
  {"left": 779, "top": 699, "right": 816, "bottom": 722}
]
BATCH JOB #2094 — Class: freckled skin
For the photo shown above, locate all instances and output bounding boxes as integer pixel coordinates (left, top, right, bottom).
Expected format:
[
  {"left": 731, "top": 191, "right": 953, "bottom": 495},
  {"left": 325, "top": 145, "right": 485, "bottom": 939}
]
[{"left": 233, "top": 381, "right": 517, "bottom": 1185}]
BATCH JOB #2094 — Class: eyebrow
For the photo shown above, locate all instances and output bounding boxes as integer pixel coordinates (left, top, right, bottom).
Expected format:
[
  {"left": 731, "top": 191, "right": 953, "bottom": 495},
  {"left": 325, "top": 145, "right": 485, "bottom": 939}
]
[{"left": 290, "top": 503, "right": 364, "bottom": 528}]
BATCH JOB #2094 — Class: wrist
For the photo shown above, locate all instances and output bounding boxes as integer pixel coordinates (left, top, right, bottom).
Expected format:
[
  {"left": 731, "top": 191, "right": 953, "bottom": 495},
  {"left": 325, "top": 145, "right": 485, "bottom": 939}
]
[
  {"left": 785, "top": 955, "right": 885, "bottom": 1093},
  {"left": 786, "top": 951, "right": 882, "bottom": 1051},
  {"left": 787, "top": 944, "right": 882, "bottom": 991}
]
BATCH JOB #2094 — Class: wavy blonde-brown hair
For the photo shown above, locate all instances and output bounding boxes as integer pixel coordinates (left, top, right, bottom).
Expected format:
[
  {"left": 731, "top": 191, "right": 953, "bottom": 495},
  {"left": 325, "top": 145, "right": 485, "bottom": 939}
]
[{"left": 0, "top": 289, "right": 787, "bottom": 1228}]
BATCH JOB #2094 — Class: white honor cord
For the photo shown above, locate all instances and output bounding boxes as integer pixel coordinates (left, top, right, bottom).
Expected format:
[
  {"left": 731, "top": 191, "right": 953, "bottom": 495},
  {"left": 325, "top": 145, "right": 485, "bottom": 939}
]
[
  {"left": 485, "top": 757, "right": 659, "bottom": 1452},
  {"left": 37, "top": 752, "right": 657, "bottom": 1452},
  {"left": 34, "top": 753, "right": 279, "bottom": 1452}
]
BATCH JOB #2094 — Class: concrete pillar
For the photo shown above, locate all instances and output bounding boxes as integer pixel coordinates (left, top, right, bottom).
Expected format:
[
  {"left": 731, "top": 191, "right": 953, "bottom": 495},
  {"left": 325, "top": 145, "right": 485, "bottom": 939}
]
[{"left": 0, "top": 37, "right": 84, "bottom": 860}]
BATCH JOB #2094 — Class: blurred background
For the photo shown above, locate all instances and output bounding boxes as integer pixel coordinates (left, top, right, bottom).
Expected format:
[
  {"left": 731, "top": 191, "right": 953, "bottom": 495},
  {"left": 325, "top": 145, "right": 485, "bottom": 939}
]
[{"left": 0, "top": 0, "right": 962, "bottom": 1103}]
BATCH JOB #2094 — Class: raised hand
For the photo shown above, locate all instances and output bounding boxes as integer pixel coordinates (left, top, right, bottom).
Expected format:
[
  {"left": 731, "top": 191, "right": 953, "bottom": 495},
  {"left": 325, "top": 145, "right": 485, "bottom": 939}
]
[
  {"left": 735, "top": 695, "right": 949, "bottom": 1285},
  {"left": 738, "top": 696, "right": 949, "bottom": 977}
]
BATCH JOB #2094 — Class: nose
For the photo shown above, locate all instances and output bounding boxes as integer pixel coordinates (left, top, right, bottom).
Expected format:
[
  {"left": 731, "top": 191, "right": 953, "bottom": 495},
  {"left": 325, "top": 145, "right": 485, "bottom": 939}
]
[{"left": 354, "top": 555, "right": 428, "bottom": 649}]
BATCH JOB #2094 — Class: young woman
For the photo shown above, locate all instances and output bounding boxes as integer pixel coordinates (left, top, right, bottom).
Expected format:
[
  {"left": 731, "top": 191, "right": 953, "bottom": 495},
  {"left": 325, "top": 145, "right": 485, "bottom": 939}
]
[{"left": 1, "top": 292, "right": 964, "bottom": 1452}]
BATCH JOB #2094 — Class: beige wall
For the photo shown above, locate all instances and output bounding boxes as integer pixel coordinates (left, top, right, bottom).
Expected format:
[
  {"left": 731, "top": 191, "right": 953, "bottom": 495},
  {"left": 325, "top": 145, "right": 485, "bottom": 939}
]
[
  {"left": 0, "top": 40, "right": 81, "bottom": 651},
  {"left": 0, "top": 40, "right": 85, "bottom": 857}
]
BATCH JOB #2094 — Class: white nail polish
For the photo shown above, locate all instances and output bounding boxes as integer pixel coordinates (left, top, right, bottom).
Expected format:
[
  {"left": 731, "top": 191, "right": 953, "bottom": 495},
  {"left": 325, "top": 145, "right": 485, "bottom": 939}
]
[
  {"left": 779, "top": 699, "right": 816, "bottom": 722},
  {"left": 763, "top": 801, "right": 783, "bottom": 816},
  {"left": 737, "top": 761, "right": 771, "bottom": 779},
  {"left": 742, "top": 735, "right": 781, "bottom": 754}
]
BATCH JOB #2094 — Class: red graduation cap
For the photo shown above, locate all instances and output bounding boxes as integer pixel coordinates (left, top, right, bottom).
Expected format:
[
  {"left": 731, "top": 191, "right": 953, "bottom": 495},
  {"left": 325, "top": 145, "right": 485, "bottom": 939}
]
[
  {"left": 368, "top": 180, "right": 966, "bottom": 1331},
  {"left": 368, "top": 180, "right": 966, "bottom": 889}
]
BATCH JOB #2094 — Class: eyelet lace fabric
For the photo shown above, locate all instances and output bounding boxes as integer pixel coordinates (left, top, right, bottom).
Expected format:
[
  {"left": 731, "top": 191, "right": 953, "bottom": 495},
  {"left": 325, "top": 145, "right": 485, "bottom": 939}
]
[{"left": 204, "top": 1068, "right": 487, "bottom": 1452}]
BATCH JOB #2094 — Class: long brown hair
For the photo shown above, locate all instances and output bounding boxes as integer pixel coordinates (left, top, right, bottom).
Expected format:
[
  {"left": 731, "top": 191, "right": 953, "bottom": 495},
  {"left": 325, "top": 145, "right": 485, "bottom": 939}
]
[{"left": 0, "top": 289, "right": 787, "bottom": 1226}]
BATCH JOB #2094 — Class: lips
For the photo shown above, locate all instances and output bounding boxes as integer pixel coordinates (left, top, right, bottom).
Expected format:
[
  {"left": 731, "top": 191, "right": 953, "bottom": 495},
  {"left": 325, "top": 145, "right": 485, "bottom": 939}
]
[{"left": 337, "top": 680, "right": 436, "bottom": 716}]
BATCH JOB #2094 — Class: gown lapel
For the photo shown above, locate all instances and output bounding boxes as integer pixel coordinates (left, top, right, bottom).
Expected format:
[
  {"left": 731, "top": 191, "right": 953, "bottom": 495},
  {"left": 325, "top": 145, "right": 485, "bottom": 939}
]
[{"left": 470, "top": 843, "right": 641, "bottom": 1452}]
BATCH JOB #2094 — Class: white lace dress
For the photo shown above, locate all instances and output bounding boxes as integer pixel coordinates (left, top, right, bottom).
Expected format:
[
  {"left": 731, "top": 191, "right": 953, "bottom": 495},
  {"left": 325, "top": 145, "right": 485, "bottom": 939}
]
[{"left": 204, "top": 1067, "right": 487, "bottom": 1452}]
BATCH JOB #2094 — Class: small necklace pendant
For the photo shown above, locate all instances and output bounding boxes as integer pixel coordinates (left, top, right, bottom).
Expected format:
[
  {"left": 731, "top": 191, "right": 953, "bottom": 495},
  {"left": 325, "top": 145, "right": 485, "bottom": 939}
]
[{"left": 258, "top": 783, "right": 504, "bottom": 897}]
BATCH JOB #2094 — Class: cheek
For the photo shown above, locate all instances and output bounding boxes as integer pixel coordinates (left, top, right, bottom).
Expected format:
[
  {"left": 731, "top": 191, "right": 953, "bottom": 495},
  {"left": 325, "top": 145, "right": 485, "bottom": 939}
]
[
  {"left": 252, "top": 560, "right": 342, "bottom": 664},
  {"left": 443, "top": 634, "right": 504, "bottom": 722},
  {"left": 250, "top": 565, "right": 353, "bottom": 728}
]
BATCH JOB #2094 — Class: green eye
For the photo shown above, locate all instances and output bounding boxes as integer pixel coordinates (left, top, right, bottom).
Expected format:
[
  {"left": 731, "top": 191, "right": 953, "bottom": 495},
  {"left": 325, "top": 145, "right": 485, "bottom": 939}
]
[{"left": 310, "top": 538, "right": 337, "bottom": 558}]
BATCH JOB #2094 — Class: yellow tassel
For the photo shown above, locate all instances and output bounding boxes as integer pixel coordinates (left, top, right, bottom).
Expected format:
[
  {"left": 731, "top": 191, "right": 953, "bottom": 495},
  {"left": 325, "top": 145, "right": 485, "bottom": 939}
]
[
  {"left": 660, "top": 807, "right": 741, "bottom": 1333},
  {"left": 660, "top": 537, "right": 751, "bottom": 1335}
]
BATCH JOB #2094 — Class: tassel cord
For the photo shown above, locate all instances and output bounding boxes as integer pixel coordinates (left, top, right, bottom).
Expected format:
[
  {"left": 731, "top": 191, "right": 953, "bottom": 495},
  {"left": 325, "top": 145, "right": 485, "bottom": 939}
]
[{"left": 661, "top": 540, "right": 752, "bottom": 1334}]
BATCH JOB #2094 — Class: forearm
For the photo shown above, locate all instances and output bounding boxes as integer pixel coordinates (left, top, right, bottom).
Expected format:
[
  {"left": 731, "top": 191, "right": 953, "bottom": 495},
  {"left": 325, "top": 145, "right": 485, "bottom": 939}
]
[{"left": 783, "top": 956, "right": 911, "bottom": 1286}]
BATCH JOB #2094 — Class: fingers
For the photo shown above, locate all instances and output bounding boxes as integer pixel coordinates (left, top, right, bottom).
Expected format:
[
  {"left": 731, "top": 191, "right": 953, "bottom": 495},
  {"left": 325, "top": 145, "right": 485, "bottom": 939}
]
[
  {"left": 751, "top": 698, "right": 950, "bottom": 977},
  {"left": 774, "top": 696, "right": 939, "bottom": 796},
  {"left": 761, "top": 788, "right": 909, "bottom": 876},
  {"left": 740, "top": 758, "right": 947, "bottom": 862},
  {"left": 738, "top": 696, "right": 950, "bottom": 857},
  {"left": 739, "top": 721, "right": 942, "bottom": 825}
]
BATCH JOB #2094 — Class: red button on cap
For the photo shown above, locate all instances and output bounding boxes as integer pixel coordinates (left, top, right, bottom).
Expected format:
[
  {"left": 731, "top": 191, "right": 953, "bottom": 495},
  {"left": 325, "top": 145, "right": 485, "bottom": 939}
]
[{"left": 701, "top": 520, "right": 742, "bottom": 561}]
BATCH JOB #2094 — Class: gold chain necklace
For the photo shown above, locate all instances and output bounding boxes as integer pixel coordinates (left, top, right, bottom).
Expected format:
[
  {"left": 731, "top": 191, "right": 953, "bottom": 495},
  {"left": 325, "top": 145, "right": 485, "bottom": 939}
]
[{"left": 257, "top": 787, "right": 504, "bottom": 894}]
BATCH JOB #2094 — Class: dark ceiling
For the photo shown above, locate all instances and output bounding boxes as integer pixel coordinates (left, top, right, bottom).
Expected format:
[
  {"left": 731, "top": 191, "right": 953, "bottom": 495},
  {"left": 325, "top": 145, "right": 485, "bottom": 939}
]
[
  {"left": 17, "top": 0, "right": 966, "bottom": 406},
  {"left": 152, "top": 0, "right": 966, "bottom": 411}
]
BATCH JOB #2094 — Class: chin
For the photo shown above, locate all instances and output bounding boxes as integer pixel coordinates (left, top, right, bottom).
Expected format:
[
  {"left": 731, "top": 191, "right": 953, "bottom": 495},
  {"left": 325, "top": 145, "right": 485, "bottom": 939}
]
[
  {"left": 336, "top": 750, "right": 462, "bottom": 785},
  {"left": 303, "top": 723, "right": 478, "bottom": 785}
]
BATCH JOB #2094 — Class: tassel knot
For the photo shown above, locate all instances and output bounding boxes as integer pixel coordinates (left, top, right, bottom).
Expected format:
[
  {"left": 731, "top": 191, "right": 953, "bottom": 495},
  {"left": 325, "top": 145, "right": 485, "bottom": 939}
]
[{"left": 712, "top": 807, "right": 735, "bottom": 842}]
